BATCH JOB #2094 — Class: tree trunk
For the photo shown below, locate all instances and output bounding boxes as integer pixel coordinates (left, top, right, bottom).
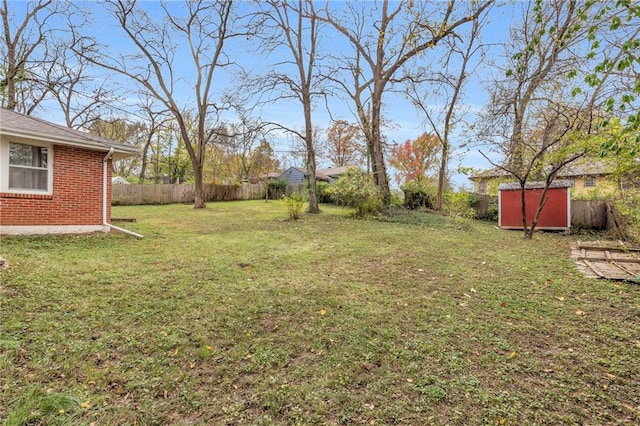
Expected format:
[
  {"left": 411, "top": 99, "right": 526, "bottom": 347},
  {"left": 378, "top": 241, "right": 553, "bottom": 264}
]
[
  {"left": 519, "top": 184, "right": 529, "bottom": 238},
  {"left": 193, "top": 168, "right": 206, "bottom": 209},
  {"left": 304, "top": 97, "right": 320, "bottom": 213},
  {"left": 138, "top": 138, "right": 151, "bottom": 183},
  {"left": 370, "top": 96, "right": 391, "bottom": 207},
  {"left": 436, "top": 144, "right": 448, "bottom": 210},
  {"left": 526, "top": 190, "right": 549, "bottom": 239}
]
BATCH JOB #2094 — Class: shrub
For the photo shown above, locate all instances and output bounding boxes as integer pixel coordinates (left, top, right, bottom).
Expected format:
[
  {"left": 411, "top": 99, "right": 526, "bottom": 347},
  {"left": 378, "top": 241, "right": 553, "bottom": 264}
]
[
  {"left": 401, "top": 180, "right": 435, "bottom": 210},
  {"left": 390, "top": 190, "right": 404, "bottom": 207},
  {"left": 485, "top": 200, "right": 499, "bottom": 221},
  {"left": 615, "top": 191, "right": 640, "bottom": 241},
  {"left": 316, "top": 181, "right": 333, "bottom": 203},
  {"left": 267, "top": 178, "right": 288, "bottom": 199},
  {"left": 445, "top": 190, "right": 478, "bottom": 216},
  {"left": 282, "top": 193, "right": 305, "bottom": 220},
  {"left": 325, "top": 168, "right": 381, "bottom": 217}
]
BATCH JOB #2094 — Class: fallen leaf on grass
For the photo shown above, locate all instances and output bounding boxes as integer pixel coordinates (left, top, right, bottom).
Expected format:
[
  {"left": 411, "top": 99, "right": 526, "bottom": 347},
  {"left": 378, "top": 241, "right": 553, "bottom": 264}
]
[
  {"left": 319, "top": 309, "right": 327, "bottom": 315},
  {"left": 500, "top": 302, "right": 507, "bottom": 308},
  {"left": 555, "top": 296, "right": 565, "bottom": 301},
  {"left": 80, "top": 401, "right": 90, "bottom": 408},
  {"left": 170, "top": 348, "right": 179, "bottom": 357},
  {"left": 508, "top": 351, "right": 516, "bottom": 359},
  {"left": 575, "top": 310, "right": 586, "bottom": 316}
]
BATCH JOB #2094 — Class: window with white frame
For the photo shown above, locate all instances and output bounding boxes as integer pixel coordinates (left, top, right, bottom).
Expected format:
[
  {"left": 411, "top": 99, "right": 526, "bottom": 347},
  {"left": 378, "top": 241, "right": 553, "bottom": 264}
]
[
  {"left": 584, "top": 177, "right": 595, "bottom": 188},
  {"left": 2, "top": 141, "right": 53, "bottom": 193}
]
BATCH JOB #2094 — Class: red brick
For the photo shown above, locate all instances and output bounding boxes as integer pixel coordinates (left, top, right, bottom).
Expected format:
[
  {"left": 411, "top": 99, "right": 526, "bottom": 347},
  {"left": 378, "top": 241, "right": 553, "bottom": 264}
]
[{"left": 0, "top": 145, "right": 111, "bottom": 226}]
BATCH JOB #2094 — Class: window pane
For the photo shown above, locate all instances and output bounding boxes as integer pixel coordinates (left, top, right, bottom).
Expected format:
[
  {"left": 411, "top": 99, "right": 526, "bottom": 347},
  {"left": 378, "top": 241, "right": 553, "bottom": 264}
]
[
  {"left": 9, "top": 143, "right": 48, "bottom": 167},
  {"left": 9, "top": 167, "right": 48, "bottom": 190}
]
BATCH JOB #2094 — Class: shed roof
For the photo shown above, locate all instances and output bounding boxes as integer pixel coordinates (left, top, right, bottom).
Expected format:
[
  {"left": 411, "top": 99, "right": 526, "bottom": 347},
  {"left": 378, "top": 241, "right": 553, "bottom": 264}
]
[
  {"left": 0, "top": 109, "right": 139, "bottom": 160},
  {"left": 470, "top": 161, "right": 612, "bottom": 180},
  {"left": 498, "top": 180, "right": 573, "bottom": 190}
]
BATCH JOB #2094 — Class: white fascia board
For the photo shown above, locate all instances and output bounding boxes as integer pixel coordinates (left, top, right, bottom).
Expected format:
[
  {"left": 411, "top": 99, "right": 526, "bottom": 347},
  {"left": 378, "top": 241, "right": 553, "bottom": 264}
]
[{"left": 0, "top": 128, "right": 139, "bottom": 158}]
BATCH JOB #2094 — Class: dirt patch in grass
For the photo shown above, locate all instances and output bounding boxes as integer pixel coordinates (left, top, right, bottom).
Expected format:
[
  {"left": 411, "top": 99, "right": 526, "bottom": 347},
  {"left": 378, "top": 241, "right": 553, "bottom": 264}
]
[{"left": 1, "top": 202, "right": 639, "bottom": 425}]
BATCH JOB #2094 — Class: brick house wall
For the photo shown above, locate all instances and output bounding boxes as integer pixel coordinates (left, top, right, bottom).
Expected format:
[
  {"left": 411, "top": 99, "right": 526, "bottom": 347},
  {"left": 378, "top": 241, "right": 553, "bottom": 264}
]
[{"left": 0, "top": 145, "right": 111, "bottom": 226}]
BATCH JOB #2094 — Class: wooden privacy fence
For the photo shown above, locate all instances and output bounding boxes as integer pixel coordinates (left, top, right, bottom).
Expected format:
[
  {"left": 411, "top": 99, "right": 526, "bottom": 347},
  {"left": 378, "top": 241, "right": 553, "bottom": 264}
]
[
  {"left": 471, "top": 194, "right": 618, "bottom": 231},
  {"left": 112, "top": 183, "right": 266, "bottom": 205}
]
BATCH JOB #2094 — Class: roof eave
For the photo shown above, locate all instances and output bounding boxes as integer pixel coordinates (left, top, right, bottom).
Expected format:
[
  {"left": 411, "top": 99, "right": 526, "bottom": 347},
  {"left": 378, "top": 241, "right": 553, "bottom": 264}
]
[{"left": 0, "top": 127, "right": 140, "bottom": 157}]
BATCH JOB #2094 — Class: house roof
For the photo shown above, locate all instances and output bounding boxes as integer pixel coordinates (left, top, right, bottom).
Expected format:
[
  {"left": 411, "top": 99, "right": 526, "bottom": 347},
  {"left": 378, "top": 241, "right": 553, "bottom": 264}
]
[
  {"left": 470, "top": 161, "right": 612, "bottom": 180},
  {"left": 0, "top": 109, "right": 139, "bottom": 160},
  {"left": 283, "top": 166, "right": 332, "bottom": 181},
  {"left": 317, "top": 166, "right": 353, "bottom": 177}
]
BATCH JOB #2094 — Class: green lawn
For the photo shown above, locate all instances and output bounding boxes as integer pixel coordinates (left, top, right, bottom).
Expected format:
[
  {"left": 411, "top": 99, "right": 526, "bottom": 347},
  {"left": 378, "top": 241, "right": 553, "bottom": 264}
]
[{"left": 1, "top": 201, "right": 638, "bottom": 425}]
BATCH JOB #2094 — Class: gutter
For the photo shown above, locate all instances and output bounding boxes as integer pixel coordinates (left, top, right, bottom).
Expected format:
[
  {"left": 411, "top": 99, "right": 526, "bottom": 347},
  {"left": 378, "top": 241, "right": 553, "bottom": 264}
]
[
  {"left": 102, "top": 147, "right": 143, "bottom": 239},
  {"left": 1, "top": 128, "right": 140, "bottom": 156}
]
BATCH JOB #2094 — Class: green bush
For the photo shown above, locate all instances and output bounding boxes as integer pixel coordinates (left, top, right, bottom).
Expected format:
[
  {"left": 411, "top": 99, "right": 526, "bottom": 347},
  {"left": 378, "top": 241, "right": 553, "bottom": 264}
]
[
  {"left": 615, "top": 192, "right": 640, "bottom": 241},
  {"left": 445, "top": 190, "right": 478, "bottom": 216},
  {"left": 267, "top": 178, "right": 288, "bottom": 199},
  {"left": 316, "top": 181, "right": 333, "bottom": 203},
  {"left": 282, "top": 192, "right": 305, "bottom": 220},
  {"left": 325, "top": 168, "right": 381, "bottom": 217},
  {"left": 401, "top": 181, "right": 436, "bottom": 210},
  {"left": 485, "top": 201, "right": 499, "bottom": 221},
  {"left": 390, "top": 190, "right": 404, "bottom": 207}
]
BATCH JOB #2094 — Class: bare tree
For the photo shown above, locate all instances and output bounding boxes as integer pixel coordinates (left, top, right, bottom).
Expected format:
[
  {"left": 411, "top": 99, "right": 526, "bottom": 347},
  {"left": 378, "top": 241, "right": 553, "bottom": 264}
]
[
  {"left": 251, "top": 0, "right": 326, "bottom": 213},
  {"left": 224, "top": 117, "right": 276, "bottom": 183},
  {"left": 405, "top": 15, "right": 487, "bottom": 210},
  {"left": 0, "top": 0, "right": 78, "bottom": 113},
  {"left": 51, "top": 36, "right": 116, "bottom": 129},
  {"left": 76, "top": 0, "right": 246, "bottom": 208},
  {"left": 89, "top": 117, "right": 145, "bottom": 177},
  {"left": 318, "top": 0, "right": 494, "bottom": 207}
]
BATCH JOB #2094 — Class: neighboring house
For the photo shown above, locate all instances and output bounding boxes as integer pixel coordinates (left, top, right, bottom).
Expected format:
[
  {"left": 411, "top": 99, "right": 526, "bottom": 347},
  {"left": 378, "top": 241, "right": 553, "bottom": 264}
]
[
  {"left": 0, "top": 109, "right": 139, "bottom": 235},
  {"left": 469, "top": 161, "right": 619, "bottom": 197},
  {"left": 279, "top": 165, "right": 359, "bottom": 185},
  {"left": 279, "top": 166, "right": 331, "bottom": 185}
]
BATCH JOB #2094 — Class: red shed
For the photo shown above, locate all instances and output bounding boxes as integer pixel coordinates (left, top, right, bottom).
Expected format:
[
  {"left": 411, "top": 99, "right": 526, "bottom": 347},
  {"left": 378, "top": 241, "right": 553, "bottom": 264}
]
[{"left": 498, "top": 181, "right": 572, "bottom": 231}]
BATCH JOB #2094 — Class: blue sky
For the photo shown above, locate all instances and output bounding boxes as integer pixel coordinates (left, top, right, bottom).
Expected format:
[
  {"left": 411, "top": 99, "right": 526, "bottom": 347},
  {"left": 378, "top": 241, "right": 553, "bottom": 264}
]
[{"left": 11, "top": 0, "right": 521, "bottom": 189}]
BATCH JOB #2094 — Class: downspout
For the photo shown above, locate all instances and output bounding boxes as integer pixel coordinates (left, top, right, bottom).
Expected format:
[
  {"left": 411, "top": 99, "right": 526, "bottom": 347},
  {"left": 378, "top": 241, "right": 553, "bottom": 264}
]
[{"left": 103, "top": 148, "right": 143, "bottom": 238}]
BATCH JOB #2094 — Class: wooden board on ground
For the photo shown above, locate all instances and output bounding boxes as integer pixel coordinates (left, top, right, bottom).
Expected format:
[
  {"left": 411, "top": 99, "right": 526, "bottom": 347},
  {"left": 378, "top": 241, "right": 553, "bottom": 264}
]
[{"left": 570, "top": 240, "right": 640, "bottom": 282}]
